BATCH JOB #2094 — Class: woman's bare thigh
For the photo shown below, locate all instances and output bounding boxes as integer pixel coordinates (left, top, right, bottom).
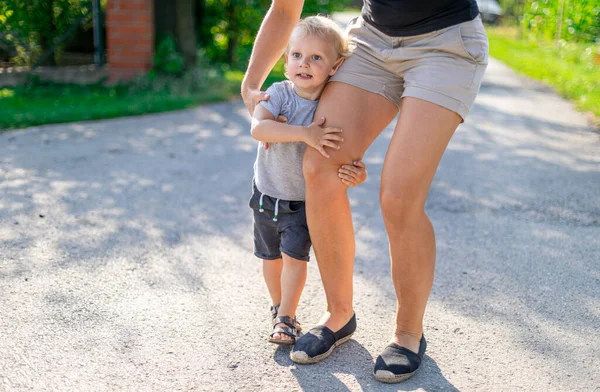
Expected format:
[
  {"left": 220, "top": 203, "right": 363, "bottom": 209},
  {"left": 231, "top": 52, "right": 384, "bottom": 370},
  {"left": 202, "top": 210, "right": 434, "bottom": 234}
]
[
  {"left": 381, "top": 97, "right": 463, "bottom": 204},
  {"left": 309, "top": 82, "right": 398, "bottom": 166}
]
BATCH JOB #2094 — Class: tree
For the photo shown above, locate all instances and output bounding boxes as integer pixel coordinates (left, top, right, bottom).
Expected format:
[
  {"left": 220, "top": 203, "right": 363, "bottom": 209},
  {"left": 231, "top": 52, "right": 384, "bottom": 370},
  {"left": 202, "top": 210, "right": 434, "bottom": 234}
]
[
  {"left": 174, "top": 0, "right": 196, "bottom": 66},
  {"left": 155, "top": 0, "right": 199, "bottom": 67},
  {"left": 0, "top": 0, "right": 93, "bottom": 66}
]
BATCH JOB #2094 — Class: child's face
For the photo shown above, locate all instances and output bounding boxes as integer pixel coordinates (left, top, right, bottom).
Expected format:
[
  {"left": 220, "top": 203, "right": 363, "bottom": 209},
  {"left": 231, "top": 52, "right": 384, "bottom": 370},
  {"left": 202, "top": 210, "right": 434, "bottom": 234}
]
[{"left": 285, "top": 33, "right": 343, "bottom": 93}]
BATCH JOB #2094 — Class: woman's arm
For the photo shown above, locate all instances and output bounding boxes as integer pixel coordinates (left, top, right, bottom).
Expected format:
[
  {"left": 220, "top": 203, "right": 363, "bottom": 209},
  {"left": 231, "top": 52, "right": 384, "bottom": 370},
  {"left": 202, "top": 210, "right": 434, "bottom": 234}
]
[{"left": 241, "top": 0, "right": 304, "bottom": 115}]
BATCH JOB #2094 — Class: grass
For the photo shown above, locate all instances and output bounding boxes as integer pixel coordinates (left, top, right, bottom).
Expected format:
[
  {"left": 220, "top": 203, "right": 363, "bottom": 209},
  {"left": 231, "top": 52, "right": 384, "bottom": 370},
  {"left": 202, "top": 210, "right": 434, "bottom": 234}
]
[
  {"left": 486, "top": 26, "right": 600, "bottom": 119},
  {"left": 1, "top": 82, "right": 227, "bottom": 130},
  {"left": 0, "top": 61, "right": 287, "bottom": 130},
  {"left": 9, "top": 30, "right": 597, "bottom": 129}
]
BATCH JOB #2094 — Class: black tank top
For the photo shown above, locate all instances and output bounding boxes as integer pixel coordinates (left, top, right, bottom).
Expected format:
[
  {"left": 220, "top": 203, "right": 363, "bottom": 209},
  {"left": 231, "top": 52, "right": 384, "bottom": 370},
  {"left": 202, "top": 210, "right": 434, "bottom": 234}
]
[{"left": 361, "top": 0, "right": 479, "bottom": 37}]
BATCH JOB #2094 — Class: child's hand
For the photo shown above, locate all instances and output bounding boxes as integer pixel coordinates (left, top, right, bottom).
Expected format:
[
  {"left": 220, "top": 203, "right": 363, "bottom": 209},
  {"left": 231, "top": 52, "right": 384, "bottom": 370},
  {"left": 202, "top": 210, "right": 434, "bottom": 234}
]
[
  {"left": 338, "top": 161, "right": 367, "bottom": 186},
  {"left": 303, "top": 117, "right": 343, "bottom": 158}
]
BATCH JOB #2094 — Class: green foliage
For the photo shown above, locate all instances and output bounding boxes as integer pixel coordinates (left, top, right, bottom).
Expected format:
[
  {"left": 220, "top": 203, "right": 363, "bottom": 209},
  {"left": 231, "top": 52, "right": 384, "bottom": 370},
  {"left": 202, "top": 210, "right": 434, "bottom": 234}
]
[
  {"left": 1, "top": 0, "right": 352, "bottom": 68},
  {"left": 199, "top": 0, "right": 351, "bottom": 69},
  {"left": 0, "top": 0, "right": 94, "bottom": 65},
  {"left": 301, "top": 0, "right": 352, "bottom": 17},
  {"left": 487, "top": 26, "right": 600, "bottom": 117},
  {"left": 0, "top": 61, "right": 287, "bottom": 130},
  {"left": 499, "top": 0, "right": 600, "bottom": 43},
  {"left": 153, "top": 35, "right": 185, "bottom": 75},
  {"left": 495, "top": 0, "right": 600, "bottom": 120}
]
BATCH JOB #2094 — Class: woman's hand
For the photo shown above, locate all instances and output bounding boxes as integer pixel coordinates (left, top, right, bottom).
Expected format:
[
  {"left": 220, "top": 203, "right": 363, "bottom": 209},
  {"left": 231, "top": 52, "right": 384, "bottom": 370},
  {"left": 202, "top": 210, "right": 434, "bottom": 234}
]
[
  {"left": 241, "top": 85, "right": 270, "bottom": 116},
  {"left": 303, "top": 117, "right": 344, "bottom": 158},
  {"left": 338, "top": 161, "right": 368, "bottom": 186}
]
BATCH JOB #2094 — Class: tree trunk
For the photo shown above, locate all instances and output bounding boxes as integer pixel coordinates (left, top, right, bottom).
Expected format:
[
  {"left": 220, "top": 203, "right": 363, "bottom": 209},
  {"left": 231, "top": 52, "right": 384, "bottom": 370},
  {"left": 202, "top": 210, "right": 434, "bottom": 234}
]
[
  {"left": 174, "top": 0, "right": 197, "bottom": 67},
  {"left": 38, "top": 1, "right": 57, "bottom": 66},
  {"left": 154, "top": 0, "right": 177, "bottom": 41},
  {"left": 195, "top": 0, "right": 206, "bottom": 47}
]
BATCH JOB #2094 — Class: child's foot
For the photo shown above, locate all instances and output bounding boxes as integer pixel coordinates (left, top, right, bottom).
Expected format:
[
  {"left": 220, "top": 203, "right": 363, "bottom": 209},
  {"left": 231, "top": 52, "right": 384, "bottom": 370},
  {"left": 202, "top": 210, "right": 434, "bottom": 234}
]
[{"left": 269, "top": 316, "right": 300, "bottom": 345}]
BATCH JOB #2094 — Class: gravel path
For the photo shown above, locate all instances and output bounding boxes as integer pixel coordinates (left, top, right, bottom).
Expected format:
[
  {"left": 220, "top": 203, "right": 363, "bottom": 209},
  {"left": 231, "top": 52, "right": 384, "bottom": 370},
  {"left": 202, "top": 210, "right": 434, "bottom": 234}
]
[{"left": 1, "top": 58, "right": 599, "bottom": 391}]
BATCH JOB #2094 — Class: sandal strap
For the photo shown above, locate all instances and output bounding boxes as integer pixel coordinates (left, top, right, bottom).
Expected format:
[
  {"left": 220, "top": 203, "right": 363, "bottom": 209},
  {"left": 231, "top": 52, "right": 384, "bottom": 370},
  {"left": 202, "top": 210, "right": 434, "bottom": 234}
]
[
  {"left": 272, "top": 315, "right": 297, "bottom": 329},
  {"left": 270, "top": 304, "right": 280, "bottom": 320},
  {"left": 270, "top": 325, "right": 296, "bottom": 338}
]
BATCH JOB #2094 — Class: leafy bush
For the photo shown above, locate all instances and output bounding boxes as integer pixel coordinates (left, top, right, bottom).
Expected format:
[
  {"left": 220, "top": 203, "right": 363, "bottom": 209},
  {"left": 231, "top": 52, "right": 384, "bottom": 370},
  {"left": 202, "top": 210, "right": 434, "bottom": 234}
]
[
  {"left": 153, "top": 35, "right": 185, "bottom": 75},
  {"left": 499, "top": 0, "right": 600, "bottom": 44},
  {"left": 0, "top": 0, "right": 96, "bottom": 66},
  {"left": 199, "top": 0, "right": 351, "bottom": 69}
]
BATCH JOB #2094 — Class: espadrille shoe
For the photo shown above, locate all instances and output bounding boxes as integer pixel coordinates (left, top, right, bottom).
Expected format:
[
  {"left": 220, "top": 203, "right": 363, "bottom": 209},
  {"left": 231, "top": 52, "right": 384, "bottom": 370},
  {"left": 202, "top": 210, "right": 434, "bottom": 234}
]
[
  {"left": 373, "top": 335, "right": 426, "bottom": 383},
  {"left": 290, "top": 313, "right": 356, "bottom": 364}
]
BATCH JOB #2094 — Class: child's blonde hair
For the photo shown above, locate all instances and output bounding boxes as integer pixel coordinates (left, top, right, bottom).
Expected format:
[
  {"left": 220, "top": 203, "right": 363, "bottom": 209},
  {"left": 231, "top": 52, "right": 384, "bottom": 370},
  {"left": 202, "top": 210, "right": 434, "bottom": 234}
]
[{"left": 288, "top": 15, "right": 353, "bottom": 59}]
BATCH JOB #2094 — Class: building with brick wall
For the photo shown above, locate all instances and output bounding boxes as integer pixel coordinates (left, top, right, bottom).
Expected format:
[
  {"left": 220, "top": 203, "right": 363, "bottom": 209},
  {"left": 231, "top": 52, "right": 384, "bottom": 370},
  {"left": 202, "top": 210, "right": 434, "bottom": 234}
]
[{"left": 106, "top": 0, "right": 155, "bottom": 82}]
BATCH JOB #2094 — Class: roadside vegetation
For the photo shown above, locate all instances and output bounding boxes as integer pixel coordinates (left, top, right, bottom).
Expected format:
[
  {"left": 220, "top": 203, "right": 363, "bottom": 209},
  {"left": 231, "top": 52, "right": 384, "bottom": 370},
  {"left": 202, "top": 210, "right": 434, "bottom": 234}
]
[
  {"left": 1, "top": 0, "right": 598, "bottom": 129},
  {"left": 488, "top": 0, "right": 600, "bottom": 120},
  {"left": 0, "top": 61, "right": 286, "bottom": 130},
  {"left": 0, "top": 0, "right": 348, "bottom": 130},
  {"left": 487, "top": 26, "right": 600, "bottom": 118}
]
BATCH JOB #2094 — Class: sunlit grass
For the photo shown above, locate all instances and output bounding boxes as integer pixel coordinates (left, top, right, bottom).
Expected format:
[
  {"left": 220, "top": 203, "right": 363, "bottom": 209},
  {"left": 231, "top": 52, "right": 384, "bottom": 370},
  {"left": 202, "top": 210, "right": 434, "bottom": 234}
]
[
  {"left": 0, "top": 88, "right": 15, "bottom": 98},
  {"left": 0, "top": 61, "right": 287, "bottom": 130},
  {"left": 487, "top": 26, "right": 600, "bottom": 118}
]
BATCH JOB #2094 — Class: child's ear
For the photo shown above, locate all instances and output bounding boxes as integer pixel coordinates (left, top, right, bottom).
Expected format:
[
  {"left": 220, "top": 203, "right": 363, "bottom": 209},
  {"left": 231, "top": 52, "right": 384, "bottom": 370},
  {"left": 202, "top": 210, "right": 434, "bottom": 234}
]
[{"left": 329, "top": 57, "right": 345, "bottom": 76}]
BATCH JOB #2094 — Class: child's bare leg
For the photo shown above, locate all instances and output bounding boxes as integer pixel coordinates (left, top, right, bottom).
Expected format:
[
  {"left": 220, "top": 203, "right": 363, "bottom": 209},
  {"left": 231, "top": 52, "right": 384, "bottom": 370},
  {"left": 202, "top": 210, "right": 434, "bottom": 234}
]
[
  {"left": 272, "top": 254, "right": 307, "bottom": 341},
  {"left": 263, "top": 258, "right": 283, "bottom": 307}
]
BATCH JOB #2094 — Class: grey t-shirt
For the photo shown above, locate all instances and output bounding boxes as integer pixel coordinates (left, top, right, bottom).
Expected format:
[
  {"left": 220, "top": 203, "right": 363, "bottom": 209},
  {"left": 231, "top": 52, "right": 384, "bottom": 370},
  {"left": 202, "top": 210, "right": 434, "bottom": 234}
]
[{"left": 253, "top": 80, "right": 318, "bottom": 201}]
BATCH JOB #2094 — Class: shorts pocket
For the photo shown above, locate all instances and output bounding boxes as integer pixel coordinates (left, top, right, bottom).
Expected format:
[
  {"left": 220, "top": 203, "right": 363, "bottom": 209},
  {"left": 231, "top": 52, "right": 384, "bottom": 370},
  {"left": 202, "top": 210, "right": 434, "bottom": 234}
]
[
  {"left": 345, "top": 15, "right": 363, "bottom": 36},
  {"left": 286, "top": 200, "right": 305, "bottom": 214},
  {"left": 249, "top": 186, "right": 261, "bottom": 209},
  {"left": 457, "top": 17, "right": 489, "bottom": 64},
  {"left": 249, "top": 182, "right": 274, "bottom": 211}
]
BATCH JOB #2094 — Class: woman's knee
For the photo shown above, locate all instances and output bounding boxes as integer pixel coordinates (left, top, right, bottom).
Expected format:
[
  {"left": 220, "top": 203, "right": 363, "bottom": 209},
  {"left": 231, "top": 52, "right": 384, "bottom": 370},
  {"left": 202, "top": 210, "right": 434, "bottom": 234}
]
[
  {"left": 379, "top": 183, "right": 426, "bottom": 225},
  {"left": 302, "top": 148, "right": 322, "bottom": 184},
  {"left": 302, "top": 147, "right": 343, "bottom": 186}
]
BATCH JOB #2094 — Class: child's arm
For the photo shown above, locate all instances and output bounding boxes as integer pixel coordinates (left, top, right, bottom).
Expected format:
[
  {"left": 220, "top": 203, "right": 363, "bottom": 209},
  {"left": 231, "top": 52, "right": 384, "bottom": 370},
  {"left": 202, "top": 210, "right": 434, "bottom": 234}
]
[
  {"left": 338, "top": 160, "right": 368, "bottom": 186},
  {"left": 251, "top": 105, "right": 344, "bottom": 158}
]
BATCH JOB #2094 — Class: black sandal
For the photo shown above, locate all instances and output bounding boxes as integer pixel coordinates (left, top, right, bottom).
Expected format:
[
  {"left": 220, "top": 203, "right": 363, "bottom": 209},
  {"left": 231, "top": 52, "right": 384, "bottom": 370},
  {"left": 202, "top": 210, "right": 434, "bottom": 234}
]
[
  {"left": 268, "top": 315, "right": 299, "bottom": 345},
  {"left": 269, "top": 305, "right": 301, "bottom": 332},
  {"left": 270, "top": 304, "right": 280, "bottom": 321}
]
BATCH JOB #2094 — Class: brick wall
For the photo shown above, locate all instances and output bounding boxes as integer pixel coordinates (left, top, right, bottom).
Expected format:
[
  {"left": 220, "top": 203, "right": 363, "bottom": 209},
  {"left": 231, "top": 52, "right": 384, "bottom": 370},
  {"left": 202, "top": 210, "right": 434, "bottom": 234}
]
[{"left": 106, "top": 0, "right": 154, "bottom": 82}]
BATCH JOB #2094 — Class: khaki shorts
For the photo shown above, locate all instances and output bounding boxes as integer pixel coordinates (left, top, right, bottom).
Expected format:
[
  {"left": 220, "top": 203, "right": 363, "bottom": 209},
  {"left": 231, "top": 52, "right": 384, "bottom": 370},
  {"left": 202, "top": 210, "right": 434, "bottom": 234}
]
[{"left": 330, "top": 15, "right": 489, "bottom": 120}]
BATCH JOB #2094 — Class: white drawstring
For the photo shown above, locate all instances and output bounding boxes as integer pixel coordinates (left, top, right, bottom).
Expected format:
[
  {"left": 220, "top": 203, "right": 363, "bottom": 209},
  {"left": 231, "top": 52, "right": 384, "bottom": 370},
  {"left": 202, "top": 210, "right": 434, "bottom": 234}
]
[
  {"left": 257, "top": 189, "right": 279, "bottom": 221},
  {"left": 273, "top": 199, "right": 280, "bottom": 222}
]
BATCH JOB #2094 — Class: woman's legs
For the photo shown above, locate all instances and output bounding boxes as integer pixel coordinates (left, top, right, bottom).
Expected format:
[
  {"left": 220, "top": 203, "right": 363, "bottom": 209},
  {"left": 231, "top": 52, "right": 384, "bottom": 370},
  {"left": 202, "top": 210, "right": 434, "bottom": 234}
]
[
  {"left": 303, "top": 82, "right": 398, "bottom": 332},
  {"left": 267, "top": 255, "right": 307, "bottom": 341},
  {"left": 380, "top": 97, "right": 462, "bottom": 353}
]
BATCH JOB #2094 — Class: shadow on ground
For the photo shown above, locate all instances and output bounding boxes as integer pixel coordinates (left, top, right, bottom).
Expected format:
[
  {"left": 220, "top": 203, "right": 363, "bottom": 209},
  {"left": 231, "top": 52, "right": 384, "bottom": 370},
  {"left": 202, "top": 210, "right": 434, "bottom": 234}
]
[
  {"left": 271, "top": 341, "right": 457, "bottom": 392},
  {"left": 1, "top": 73, "right": 599, "bottom": 390}
]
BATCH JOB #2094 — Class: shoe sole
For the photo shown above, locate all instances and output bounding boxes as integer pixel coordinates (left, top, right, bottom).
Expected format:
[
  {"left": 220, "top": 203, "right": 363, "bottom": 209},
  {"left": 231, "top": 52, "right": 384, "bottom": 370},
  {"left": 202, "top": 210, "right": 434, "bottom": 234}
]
[
  {"left": 289, "top": 333, "right": 353, "bottom": 364},
  {"left": 374, "top": 369, "right": 417, "bottom": 383},
  {"left": 268, "top": 337, "right": 295, "bottom": 345}
]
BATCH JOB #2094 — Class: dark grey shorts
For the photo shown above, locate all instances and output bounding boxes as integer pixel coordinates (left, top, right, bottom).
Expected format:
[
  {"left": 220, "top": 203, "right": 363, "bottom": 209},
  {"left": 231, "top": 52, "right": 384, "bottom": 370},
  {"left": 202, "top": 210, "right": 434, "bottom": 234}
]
[{"left": 249, "top": 183, "right": 311, "bottom": 261}]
